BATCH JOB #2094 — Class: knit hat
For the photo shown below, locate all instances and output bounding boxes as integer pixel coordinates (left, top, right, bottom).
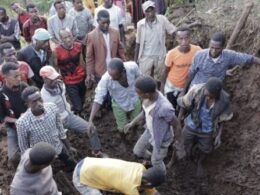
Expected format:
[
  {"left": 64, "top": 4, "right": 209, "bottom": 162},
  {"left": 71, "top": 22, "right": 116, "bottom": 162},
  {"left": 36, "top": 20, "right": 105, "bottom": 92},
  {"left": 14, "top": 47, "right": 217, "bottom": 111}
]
[
  {"left": 142, "top": 0, "right": 155, "bottom": 12},
  {"left": 205, "top": 77, "right": 223, "bottom": 97},
  {"left": 32, "top": 28, "right": 50, "bottom": 41},
  {"left": 40, "top": 66, "right": 60, "bottom": 80}
]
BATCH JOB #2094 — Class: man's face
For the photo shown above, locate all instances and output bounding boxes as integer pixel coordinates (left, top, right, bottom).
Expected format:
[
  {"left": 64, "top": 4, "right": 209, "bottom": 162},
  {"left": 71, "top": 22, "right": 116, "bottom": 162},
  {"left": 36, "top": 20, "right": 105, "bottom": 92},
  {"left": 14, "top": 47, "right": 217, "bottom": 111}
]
[
  {"left": 27, "top": 92, "right": 44, "bottom": 115},
  {"left": 28, "top": 7, "right": 40, "bottom": 23},
  {"left": 144, "top": 7, "right": 156, "bottom": 22},
  {"left": 3, "top": 47, "right": 17, "bottom": 63},
  {"left": 74, "top": 0, "right": 84, "bottom": 11},
  {"left": 4, "top": 69, "right": 21, "bottom": 88},
  {"left": 135, "top": 88, "right": 150, "bottom": 100},
  {"left": 35, "top": 40, "right": 49, "bottom": 50},
  {"left": 104, "top": 0, "right": 113, "bottom": 8},
  {"left": 0, "top": 10, "right": 7, "bottom": 23},
  {"left": 176, "top": 31, "right": 190, "bottom": 51},
  {"left": 44, "top": 77, "right": 59, "bottom": 89},
  {"left": 55, "top": 3, "right": 66, "bottom": 18},
  {"left": 98, "top": 17, "right": 110, "bottom": 32},
  {"left": 204, "top": 88, "right": 217, "bottom": 102},
  {"left": 209, "top": 40, "right": 223, "bottom": 58},
  {"left": 60, "top": 30, "right": 73, "bottom": 48},
  {"left": 11, "top": 4, "right": 23, "bottom": 15},
  {"left": 108, "top": 68, "right": 121, "bottom": 81}
]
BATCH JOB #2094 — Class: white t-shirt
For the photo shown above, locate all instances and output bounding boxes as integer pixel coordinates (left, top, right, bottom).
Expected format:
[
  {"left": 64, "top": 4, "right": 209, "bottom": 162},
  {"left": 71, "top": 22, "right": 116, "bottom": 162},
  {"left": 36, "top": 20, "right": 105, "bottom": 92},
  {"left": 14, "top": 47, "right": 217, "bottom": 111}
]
[
  {"left": 143, "top": 100, "right": 156, "bottom": 145},
  {"left": 94, "top": 4, "right": 124, "bottom": 30}
]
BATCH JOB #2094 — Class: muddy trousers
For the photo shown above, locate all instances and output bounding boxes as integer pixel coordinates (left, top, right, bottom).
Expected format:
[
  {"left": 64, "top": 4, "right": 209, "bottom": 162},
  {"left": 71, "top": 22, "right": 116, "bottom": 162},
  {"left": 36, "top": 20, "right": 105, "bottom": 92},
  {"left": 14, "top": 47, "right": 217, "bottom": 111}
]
[
  {"left": 65, "top": 80, "right": 86, "bottom": 115},
  {"left": 133, "top": 128, "right": 172, "bottom": 174},
  {"left": 183, "top": 126, "right": 213, "bottom": 156},
  {"left": 6, "top": 126, "right": 20, "bottom": 166},
  {"left": 73, "top": 160, "right": 102, "bottom": 195},
  {"left": 112, "top": 99, "right": 142, "bottom": 132},
  {"left": 63, "top": 113, "right": 102, "bottom": 152}
]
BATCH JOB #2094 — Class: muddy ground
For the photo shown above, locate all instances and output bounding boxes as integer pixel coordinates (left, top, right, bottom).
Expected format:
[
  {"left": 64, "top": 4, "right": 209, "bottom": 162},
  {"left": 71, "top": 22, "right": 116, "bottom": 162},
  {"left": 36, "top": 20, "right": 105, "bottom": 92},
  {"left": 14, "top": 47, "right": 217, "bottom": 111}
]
[
  {"left": 1, "top": 1, "right": 260, "bottom": 194},
  {"left": 1, "top": 63, "right": 260, "bottom": 195}
]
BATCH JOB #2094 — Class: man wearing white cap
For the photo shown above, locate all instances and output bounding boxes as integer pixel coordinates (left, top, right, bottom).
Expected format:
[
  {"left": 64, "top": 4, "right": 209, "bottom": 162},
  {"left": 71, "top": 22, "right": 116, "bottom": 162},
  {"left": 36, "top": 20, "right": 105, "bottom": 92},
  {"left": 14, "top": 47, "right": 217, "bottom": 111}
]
[
  {"left": 40, "top": 65, "right": 107, "bottom": 158},
  {"left": 17, "top": 28, "right": 51, "bottom": 88},
  {"left": 134, "top": 0, "right": 176, "bottom": 84}
]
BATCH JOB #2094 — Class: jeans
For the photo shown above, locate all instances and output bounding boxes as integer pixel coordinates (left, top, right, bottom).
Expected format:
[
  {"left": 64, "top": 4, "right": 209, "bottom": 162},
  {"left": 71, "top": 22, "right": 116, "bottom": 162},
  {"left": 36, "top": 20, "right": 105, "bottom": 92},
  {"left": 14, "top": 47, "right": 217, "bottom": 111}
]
[
  {"left": 63, "top": 113, "right": 101, "bottom": 151},
  {"left": 133, "top": 128, "right": 173, "bottom": 174},
  {"left": 6, "top": 126, "right": 20, "bottom": 166},
  {"left": 65, "top": 80, "right": 86, "bottom": 114}
]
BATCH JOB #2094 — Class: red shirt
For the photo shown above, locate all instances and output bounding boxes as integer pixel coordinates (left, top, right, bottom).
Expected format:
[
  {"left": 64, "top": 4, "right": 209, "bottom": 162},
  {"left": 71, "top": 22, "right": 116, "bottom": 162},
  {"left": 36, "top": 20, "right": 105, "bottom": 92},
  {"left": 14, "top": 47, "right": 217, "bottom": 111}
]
[
  {"left": 22, "top": 17, "right": 48, "bottom": 42},
  {"left": 18, "top": 13, "right": 30, "bottom": 35},
  {"left": 56, "top": 42, "right": 86, "bottom": 84},
  {"left": 0, "top": 61, "right": 34, "bottom": 86}
]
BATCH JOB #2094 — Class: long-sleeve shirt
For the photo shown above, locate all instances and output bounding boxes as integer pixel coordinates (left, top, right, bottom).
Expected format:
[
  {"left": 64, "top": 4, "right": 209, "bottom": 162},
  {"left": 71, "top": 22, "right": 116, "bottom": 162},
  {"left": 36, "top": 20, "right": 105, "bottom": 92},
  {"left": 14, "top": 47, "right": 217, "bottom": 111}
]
[
  {"left": 189, "top": 49, "right": 254, "bottom": 86},
  {"left": 16, "top": 103, "right": 66, "bottom": 155},
  {"left": 10, "top": 149, "right": 60, "bottom": 195},
  {"left": 94, "top": 61, "right": 140, "bottom": 111},
  {"left": 48, "top": 14, "right": 78, "bottom": 43}
]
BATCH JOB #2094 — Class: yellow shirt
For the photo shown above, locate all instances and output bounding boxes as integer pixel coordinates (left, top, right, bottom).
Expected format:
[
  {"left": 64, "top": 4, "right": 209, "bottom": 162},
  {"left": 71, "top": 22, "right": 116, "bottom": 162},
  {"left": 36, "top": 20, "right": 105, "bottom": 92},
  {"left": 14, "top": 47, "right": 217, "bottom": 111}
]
[
  {"left": 82, "top": 0, "right": 95, "bottom": 15},
  {"left": 80, "top": 157, "right": 157, "bottom": 195}
]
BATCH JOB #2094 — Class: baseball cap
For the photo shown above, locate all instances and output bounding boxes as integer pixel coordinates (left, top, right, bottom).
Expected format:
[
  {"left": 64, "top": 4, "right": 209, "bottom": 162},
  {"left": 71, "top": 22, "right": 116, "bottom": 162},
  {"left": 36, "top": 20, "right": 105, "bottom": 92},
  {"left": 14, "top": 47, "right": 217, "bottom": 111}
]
[
  {"left": 40, "top": 66, "right": 60, "bottom": 80},
  {"left": 142, "top": 0, "right": 156, "bottom": 12}
]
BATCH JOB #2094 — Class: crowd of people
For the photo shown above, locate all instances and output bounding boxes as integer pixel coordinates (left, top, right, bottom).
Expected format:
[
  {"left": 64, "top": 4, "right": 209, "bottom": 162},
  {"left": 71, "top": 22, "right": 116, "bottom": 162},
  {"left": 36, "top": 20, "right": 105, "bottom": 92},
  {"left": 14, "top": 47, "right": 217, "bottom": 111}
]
[{"left": 1, "top": 0, "right": 260, "bottom": 194}]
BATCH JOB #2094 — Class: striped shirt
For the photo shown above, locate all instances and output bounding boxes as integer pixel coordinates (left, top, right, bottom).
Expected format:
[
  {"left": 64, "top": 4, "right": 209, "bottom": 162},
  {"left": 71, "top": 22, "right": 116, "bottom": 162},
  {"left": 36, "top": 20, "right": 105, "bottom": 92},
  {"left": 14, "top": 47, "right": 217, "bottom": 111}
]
[{"left": 16, "top": 103, "right": 66, "bottom": 155}]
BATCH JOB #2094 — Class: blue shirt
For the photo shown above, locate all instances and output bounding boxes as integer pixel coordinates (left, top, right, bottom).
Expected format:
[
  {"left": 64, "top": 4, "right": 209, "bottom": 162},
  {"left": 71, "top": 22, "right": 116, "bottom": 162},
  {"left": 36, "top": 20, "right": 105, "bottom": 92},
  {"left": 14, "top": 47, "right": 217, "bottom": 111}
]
[
  {"left": 185, "top": 99, "right": 213, "bottom": 133},
  {"left": 189, "top": 49, "right": 254, "bottom": 86}
]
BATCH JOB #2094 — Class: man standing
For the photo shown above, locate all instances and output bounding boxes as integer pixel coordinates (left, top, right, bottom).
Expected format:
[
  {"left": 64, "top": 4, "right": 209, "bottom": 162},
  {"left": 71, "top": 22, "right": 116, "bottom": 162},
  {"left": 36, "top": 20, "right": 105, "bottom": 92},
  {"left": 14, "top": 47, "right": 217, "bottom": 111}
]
[
  {"left": 0, "top": 7, "right": 21, "bottom": 50},
  {"left": 134, "top": 0, "right": 176, "bottom": 83},
  {"left": 89, "top": 58, "right": 141, "bottom": 136},
  {"left": 40, "top": 66, "right": 106, "bottom": 157},
  {"left": 177, "top": 77, "right": 233, "bottom": 177},
  {"left": 22, "top": 3, "right": 48, "bottom": 43},
  {"left": 188, "top": 32, "right": 260, "bottom": 88},
  {"left": 53, "top": 28, "right": 86, "bottom": 115},
  {"left": 0, "top": 63, "right": 28, "bottom": 167},
  {"left": 10, "top": 3, "right": 30, "bottom": 36},
  {"left": 48, "top": 0, "right": 79, "bottom": 44},
  {"left": 16, "top": 86, "right": 76, "bottom": 167},
  {"left": 49, "top": 0, "right": 73, "bottom": 17},
  {"left": 10, "top": 142, "right": 61, "bottom": 195},
  {"left": 86, "top": 10, "right": 125, "bottom": 85},
  {"left": 69, "top": 0, "right": 94, "bottom": 42},
  {"left": 73, "top": 157, "right": 165, "bottom": 194},
  {"left": 17, "top": 28, "right": 51, "bottom": 88},
  {"left": 94, "top": 0, "right": 125, "bottom": 44},
  {"left": 0, "top": 43, "right": 34, "bottom": 85},
  {"left": 124, "top": 76, "right": 181, "bottom": 174},
  {"left": 161, "top": 27, "right": 201, "bottom": 110}
]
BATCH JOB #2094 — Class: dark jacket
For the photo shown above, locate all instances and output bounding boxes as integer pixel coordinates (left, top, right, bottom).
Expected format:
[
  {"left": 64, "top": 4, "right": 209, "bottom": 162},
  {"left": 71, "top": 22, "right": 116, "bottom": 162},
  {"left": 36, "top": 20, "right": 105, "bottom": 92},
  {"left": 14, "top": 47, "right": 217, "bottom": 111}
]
[
  {"left": 177, "top": 84, "right": 233, "bottom": 132},
  {"left": 17, "top": 45, "right": 50, "bottom": 88}
]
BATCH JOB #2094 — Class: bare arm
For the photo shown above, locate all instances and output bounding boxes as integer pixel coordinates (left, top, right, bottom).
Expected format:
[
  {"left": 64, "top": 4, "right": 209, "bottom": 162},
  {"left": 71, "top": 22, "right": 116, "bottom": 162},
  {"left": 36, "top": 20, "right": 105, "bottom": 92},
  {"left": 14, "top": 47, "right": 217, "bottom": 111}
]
[
  {"left": 160, "top": 66, "right": 170, "bottom": 93},
  {"left": 89, "top": 102, "right": 102, "bottom": 123},
  {"left": 124, "top": 111, "right": 145, "bottom": 134}
]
